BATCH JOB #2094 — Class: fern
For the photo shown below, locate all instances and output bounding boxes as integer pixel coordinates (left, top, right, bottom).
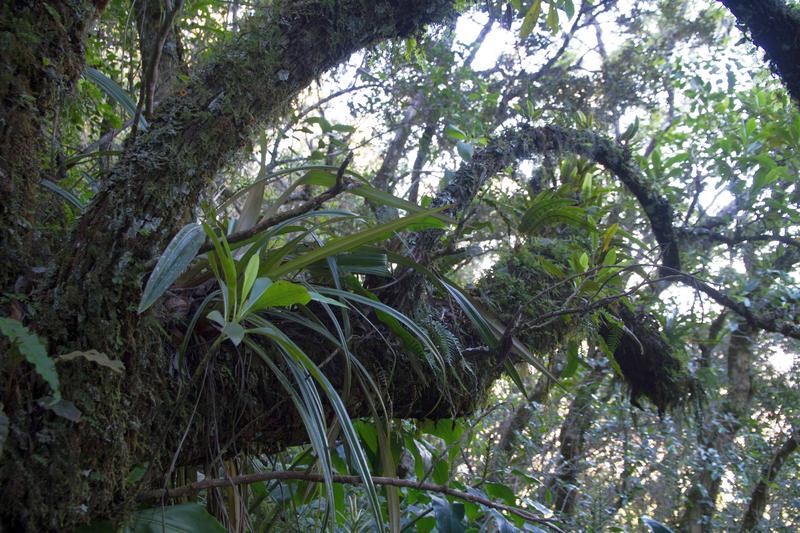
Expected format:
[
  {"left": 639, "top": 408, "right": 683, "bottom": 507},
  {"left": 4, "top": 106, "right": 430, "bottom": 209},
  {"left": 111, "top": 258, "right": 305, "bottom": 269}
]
[{"left": 417, "top": 315, "right": 474, "bottom": 394}]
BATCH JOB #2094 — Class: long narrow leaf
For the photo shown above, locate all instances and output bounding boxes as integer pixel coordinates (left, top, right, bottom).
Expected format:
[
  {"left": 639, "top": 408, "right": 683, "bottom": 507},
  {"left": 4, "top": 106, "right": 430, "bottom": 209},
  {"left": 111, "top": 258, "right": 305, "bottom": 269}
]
[
  {"left": 83, "top": 67, "right": 147, "bottom": 131},
  {"left": 247, "top": 322, "right": 385, "bottom": 532},
  {"left": 267, "top": 208, "right": 449, "bottom": 279},
  {"left": 40, "top": 179, "right": 84, "bottom": 211},
  {"left": 243, "top": 338, "right": 336, "bottom": 522},
  {"left": 315, "top": 287, "right": 446, "bottom": 376},
  {"left": 138, "top": 223, "right": 205, "bottom": 313}
]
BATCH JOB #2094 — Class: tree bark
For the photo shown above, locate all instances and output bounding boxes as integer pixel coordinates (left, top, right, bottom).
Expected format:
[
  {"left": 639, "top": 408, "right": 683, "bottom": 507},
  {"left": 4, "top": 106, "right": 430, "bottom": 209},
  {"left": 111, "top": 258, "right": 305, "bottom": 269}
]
[
  {"left": 407, "top": 114, "right": 438, "bottom": 204},
  {"left": 487, "top": 354, "right": 562, "bottom": 482},
  {"left": 371, "top": 90, "right": 427, "bottom": 220}
]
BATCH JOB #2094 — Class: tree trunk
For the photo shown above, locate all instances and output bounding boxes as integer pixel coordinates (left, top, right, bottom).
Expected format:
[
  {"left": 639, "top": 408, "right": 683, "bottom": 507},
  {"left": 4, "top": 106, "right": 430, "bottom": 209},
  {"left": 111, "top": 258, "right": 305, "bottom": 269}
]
[
  {"left": 680, "top": 322, "right": 756, "bottom": 533},
  {"left": 407, "top": 114, "right": 438, "bottom": 204},
  {"left": 0, "top": 1, "right": 102, "bottom": 287},
  {"left": 547, "top": 365, "right": 604, "bottom": 517},
  {"left": 739, "top": 426, "right": 800, "bottom": 532},
  {"left": 371, "top": 90, "right": 427, "bottom": 220},
  {"left": 487, "top": 354, "right": 562, "bottom": 482},
  {"left": 718, "top": 0, "right": 800, "bottom": 105}
]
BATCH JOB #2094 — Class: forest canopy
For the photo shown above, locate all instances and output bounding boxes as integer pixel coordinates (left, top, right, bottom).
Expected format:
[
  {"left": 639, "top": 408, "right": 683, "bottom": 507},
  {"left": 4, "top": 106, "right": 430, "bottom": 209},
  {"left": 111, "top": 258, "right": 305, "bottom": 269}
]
[{"left": 1, "top": 1, "right": 799, "bottom": 532}]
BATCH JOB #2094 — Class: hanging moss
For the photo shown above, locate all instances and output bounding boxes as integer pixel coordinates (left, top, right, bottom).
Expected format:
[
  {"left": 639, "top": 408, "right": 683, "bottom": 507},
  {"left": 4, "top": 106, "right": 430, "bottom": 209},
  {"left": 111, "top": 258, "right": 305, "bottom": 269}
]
[{"left": 599, "top": 302, "right": 691, "bottom": 416}]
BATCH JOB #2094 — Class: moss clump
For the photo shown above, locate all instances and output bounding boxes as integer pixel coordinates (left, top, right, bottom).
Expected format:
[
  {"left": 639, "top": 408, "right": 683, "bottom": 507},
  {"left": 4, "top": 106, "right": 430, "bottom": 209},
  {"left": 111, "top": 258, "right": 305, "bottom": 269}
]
[
  {"left": 477, "top": 239, "right": 586, "bottom": 354},
  {"left": 600, "top": 303, "right": 691, "bottom": 416}
]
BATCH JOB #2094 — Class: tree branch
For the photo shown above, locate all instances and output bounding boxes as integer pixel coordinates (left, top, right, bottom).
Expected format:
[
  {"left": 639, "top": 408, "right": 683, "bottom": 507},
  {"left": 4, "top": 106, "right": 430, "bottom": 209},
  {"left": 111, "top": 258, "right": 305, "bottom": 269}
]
[
  {"left": 413, "top": 125, "right": 680, "bottom": 278},
  {"left": 719, "top": 0, "right": 800, "bottom": 105},
  {"left": 51, "top": 0, "right": 456, "bottom": 346},
  {"left": 141, "top": 470, "right": 563, "bottom": 531},
  {"left": 679, "top": 227, "right": 800, "bottom": 249},
  {"left": 671, "top": 269, "right": 800, "bottom": 340}
]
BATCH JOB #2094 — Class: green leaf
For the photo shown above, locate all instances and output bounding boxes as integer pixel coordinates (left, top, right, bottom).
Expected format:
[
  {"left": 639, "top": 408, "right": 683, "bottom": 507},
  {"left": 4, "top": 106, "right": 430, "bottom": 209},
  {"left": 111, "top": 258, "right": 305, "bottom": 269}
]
[
  {"left": 456, "top": 141, "right": 473, "bottom": 162},
  {"left": 266, "top": 207, "right": 449, "bottom": 279},
  {"left": 0, "top": 317, "right": 60, "bottom": 400},
  {"left": 83, "top": 67, "right": 148, "bottom": 131},
  {"left": 519, "top": 0, "right": 543, "bottom": 39},
  {"left": 245, "top": 280, "right": 311, "bottom": 314},
  {"left": 138, "top": 223, "right": 206, "bottom": 313},
  {"left": 546, "top": 3, "right": 560, "bottom": 33},
  {"left": 579, "top": 252, "right": 590, "bottom": 271},
  {"left": 354, "top": 420, "right": 379, "bottom": 455},
  {"left": 126, "top": 462, "right": 149, "bottom": 486},
  {"left": 58, "top": 350, "right": 124, "bottom": 374},
  {"left": 222, "top": 321, "right": 246, "bottom": 346},
  {"left": 241, "top": 253, "right": 260, "bottom": 303},
  {"left": 331, "top": 123, "right": 356, "bottom": 133},
  {"left": 504, "top": 359, "right": 529, "bottom": 398},
  {"left": 484, "top": 482, "right": 516, "bottom": 505},
  {"left": 519, "top": 194, "right": 585, "bottom": 234},
  {"left": 563, "top": 0, "right": 575, "bottom": 19},
  {"left": 432, "top": 496, "right": 466, "bottom": 533},
  {"left": 245, "top": 338, "right": 338, "bottom": 526},
  {"left": 489, "top": 509, "right": 518, "bottom": 533},
  {"left": 245, "top": 324, "right": 385, "bottom": 531},
  {"left": 642, "top": 516, "right": 677, "bottom": 533},
  {"left": 306, "top": 116, "right": 332, "bottom": 133},
  {"left": 203, "top": 223, "right": 238, "bottom": 319},
  {"left": 420, "top": 419, "right": 464, "bottom": 446},
  {"left": 432, "top": 457, "right": 450, "bottom": 484},
  {"left": 444, "top": 124, "right": 466, "bottom": 140},
  {"left": 302, "top": 169, "right": 451, "bottom": 223},
  {"left": 581, "top": 173, "right": 593, "bottom": 197},
  {"left": 439, "top": 279, "right": 496, "bottom": 347},
  {"left": 562, "top": 340, "right": 579, "bottom": 378},
  {"left": 602, "top": 223, "right": 619, "bottom": 251},
  {"left": 316, "top": 287, "right": 445, "bottom": 375},
  {"left": 125, "top": 503, "right": 226, "bottom": 533},
  {"left": 40, "top": 179, "right": 85, "bottom": 211},
  {"left": 619, "top": 117, "right": 639, "bottom": 141},
  {"left": 39, "top": 397, "right": 81, "bottom": 422},
  {"left": 602, "top": 249, "right": 618, "bottom": 266},
  {"left": 241, "top": 277, "right": 273, "bottom": 314}
]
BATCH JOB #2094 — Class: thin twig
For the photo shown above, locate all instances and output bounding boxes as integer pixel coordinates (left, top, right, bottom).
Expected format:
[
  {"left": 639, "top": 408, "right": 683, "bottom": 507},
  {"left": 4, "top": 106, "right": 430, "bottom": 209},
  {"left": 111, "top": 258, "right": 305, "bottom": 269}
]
[{"left": 201, "top": 152, "right": 354, "bottom": 252}]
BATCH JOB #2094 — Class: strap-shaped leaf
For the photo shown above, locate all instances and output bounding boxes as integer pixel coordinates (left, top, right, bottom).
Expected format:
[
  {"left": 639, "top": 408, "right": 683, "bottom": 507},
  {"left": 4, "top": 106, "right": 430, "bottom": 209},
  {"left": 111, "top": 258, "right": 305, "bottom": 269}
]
[
  {"left": 40, "top": 179, "right": 85, "bottom": 211},
  {"left": 642, "top": 516, "right": 677, "bottom": 533},
  {"left": 83, "top": 67, "right": 148, "bottom": 131},
  {"left": 267, "top": 207, "right": 449, "bottom": 278},
  {"left": 58, "top": 350, "right": 125, "bottom": 374},
  {"left": 242, "top": 280, "right": 311, "bottom": 315},
  {"left": 138, "top": 223, "right": 205, "bottom": 313}
]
